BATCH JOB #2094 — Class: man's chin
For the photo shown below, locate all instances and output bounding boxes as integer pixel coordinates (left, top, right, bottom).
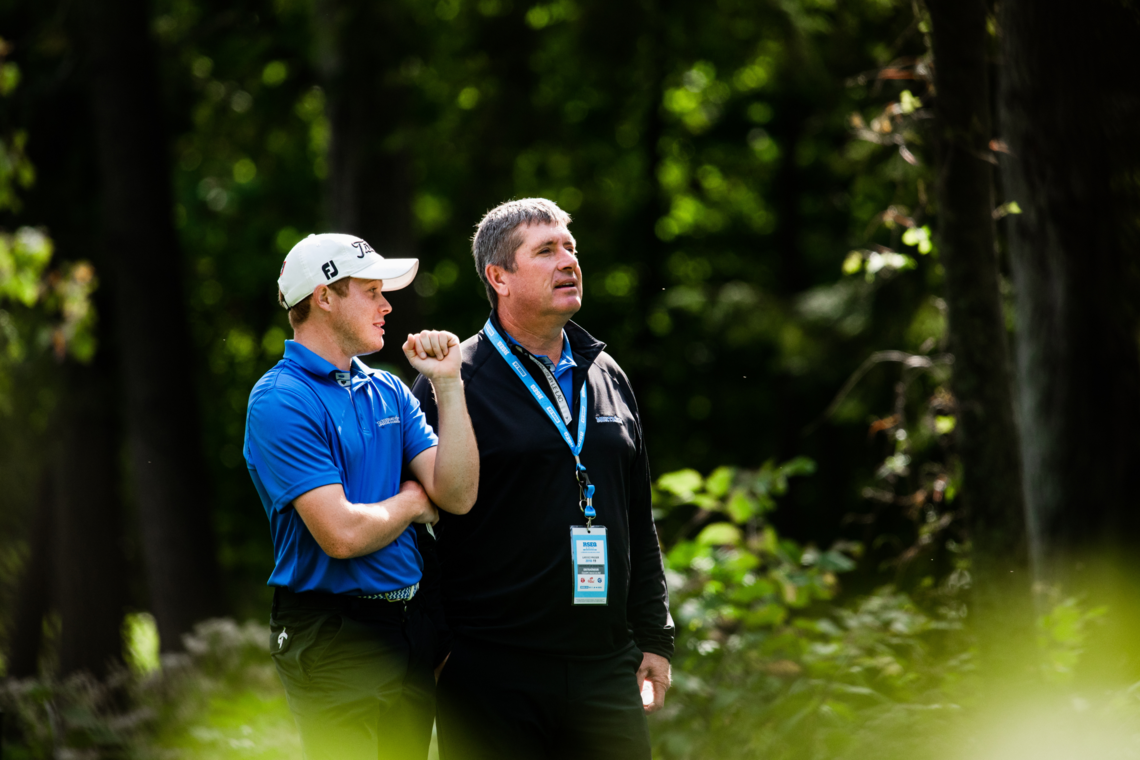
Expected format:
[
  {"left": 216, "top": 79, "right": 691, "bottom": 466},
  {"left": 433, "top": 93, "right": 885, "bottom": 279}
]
[
  {"left": 351, "top": 338, "right": 385, "bottom": 359},
  {"left": 553, "top": 295, "right": 583, "bottom": 315}
]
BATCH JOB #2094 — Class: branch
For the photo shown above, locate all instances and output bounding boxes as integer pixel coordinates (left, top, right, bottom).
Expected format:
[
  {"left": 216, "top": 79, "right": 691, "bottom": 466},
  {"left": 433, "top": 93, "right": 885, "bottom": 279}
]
[{"left": 802, "top": 350, "right": 953, "bottom": 436}]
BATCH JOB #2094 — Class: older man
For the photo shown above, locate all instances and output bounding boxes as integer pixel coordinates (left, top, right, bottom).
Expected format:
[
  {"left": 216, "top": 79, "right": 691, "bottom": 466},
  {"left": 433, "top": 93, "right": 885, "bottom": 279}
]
[
  {"left": 412, "top": 199, "right": 673, "bottom": 760},
  {"left": 244, "top": 233, "right": 478, "bottom": 760}
]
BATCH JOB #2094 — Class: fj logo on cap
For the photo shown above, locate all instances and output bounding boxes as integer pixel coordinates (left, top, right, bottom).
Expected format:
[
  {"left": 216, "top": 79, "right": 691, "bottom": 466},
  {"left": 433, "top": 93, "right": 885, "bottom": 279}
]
[
  {"left": 321, "top": 260, "right": 340, "bottom": 280},
  {"left": 351, "top": 240, "right": 375, "bottom": 258}
]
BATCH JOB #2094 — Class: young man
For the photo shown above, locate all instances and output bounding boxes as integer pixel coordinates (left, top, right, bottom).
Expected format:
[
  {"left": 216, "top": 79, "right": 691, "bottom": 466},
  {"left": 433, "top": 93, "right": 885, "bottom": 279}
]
[
  {"left": 412, "top": 199, "right": 674, "bottom": 760},
  {"left": 244, "top": 233, "right": 478, "bottom": 760}
]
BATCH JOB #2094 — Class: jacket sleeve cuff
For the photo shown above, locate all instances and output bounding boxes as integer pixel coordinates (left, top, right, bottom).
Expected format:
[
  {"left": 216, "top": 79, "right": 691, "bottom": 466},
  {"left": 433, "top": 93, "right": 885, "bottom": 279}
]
[{"left": 633, "top": 631, "right": 675, "bottom": 661}]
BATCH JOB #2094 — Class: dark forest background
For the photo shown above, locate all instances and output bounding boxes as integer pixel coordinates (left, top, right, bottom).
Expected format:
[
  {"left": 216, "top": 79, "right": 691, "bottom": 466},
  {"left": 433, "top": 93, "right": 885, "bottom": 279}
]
[{"left": 2, "top": 0, "right": 1140, "bottom": 757}]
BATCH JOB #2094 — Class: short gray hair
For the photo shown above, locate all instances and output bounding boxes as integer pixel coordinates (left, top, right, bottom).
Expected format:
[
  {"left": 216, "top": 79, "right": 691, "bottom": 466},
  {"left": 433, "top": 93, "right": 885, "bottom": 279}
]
[{"left": 472, "top": 198, "right": 572, "bottom": 307}]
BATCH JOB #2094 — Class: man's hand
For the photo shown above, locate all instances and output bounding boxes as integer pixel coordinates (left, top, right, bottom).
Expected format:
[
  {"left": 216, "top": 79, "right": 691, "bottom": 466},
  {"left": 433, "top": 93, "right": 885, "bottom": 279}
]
[
  {"left": 400, "top": 480, "right": 439, "bottom": 526},
  {"left": 403, "top": 330, "right": 461, "bottom": 382},
  {"left": 637, "top": 652, "right": 671, "bottom": 714}
]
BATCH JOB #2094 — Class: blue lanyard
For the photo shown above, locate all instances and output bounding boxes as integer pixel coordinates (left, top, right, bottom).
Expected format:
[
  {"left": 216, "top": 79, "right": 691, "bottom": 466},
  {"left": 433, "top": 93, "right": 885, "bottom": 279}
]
[{"left": 483, "top": 319, "right": 596, "bottom": 523}]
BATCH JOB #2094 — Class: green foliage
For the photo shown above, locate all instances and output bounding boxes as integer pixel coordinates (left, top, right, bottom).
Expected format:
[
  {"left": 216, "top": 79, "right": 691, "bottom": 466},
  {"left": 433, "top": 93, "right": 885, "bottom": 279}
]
[
  {"left": 124, "top": 613, "right": 162, "bottom": 676},
  {"left": 0, "top": 618, "right": 298, "bottom": 760},
  {"left": 0, "top": 43, "right": 98, "bottom": 440},
  {"left": 1037, "top": 593, "right": 1108, "bottom": 685},
  {"left": 0, "top": 227, "right": 52, "bottom": 308},
  {"left": 650, "top": 460, "right": 1140, "bottom": 760},
  {"left": 0, "top": 44, "right": 33, "bottom": 214},
  {"left": 652, "top": 460, "right": 964, "bottom": 759}
]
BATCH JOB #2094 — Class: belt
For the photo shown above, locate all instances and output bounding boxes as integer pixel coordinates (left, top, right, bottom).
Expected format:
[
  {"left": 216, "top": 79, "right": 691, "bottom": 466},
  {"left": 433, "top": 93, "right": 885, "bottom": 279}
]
[
  {"left": 273, "top": 585, "right": 420, "bottom": 621},
  {"left": 357, "top": 582, "right": 419, "bottom": 602}
]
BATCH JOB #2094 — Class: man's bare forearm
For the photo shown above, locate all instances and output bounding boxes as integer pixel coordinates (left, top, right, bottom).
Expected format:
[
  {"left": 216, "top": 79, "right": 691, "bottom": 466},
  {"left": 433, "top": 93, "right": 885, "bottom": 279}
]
[
  {"left": 340, "top": 489, "right": 431, "bottom": 557},
  {"left": 428, "top": 377, "right": 479, "bottom": 513},
  {"left": 294, "top": 482, "right": 436, "bottom": 560}
]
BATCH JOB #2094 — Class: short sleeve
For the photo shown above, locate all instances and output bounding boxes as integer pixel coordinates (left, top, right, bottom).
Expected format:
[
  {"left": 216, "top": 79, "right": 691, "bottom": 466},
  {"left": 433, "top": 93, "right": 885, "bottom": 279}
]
[
  {"left": 397, "top": 377, "right": 439, "bottom": 466},
  {"left": 245, "top": 388, "right": 343, "bottom": 512}
]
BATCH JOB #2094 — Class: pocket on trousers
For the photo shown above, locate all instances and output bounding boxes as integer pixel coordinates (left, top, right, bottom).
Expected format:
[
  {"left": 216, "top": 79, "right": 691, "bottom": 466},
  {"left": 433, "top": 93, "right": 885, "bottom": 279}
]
[
  {"left": 270, "top": 612, "right": 342, "bottom": 683},
  {"left": 269, "top": 619, "right": 294, "bottom": 655}
]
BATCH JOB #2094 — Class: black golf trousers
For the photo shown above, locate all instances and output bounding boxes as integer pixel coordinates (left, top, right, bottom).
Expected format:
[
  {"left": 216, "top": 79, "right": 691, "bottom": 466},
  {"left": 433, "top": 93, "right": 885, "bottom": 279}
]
[
  {"left": 269, "top": 588, "right": 437, "bottom": 760},
  {"left": 436, "top": 637, "right": 651, "bottom": 760}
]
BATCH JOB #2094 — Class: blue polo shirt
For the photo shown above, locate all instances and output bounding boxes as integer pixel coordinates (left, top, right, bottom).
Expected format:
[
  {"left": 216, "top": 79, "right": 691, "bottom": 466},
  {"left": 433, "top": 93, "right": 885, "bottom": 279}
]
[{"left": 243, "top": 340, "right": 438, "bottom": 595}]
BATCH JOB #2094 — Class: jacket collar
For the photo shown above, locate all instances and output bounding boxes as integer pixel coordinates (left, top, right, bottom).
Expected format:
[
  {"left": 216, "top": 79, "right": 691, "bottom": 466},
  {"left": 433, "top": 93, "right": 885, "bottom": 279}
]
[{"left": 487, "top": 310, "right": 605, "bottom": 365}]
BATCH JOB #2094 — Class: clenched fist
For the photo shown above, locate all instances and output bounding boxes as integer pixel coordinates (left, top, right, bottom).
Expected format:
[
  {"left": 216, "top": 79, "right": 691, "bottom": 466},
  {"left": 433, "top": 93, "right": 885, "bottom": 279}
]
[{"left": 402, "top": 330, "right": 462, "bottom": 382}]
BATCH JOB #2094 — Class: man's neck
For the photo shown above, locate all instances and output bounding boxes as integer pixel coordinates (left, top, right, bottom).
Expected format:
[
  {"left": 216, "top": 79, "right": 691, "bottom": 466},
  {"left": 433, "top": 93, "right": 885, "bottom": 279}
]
[
  {"left": 497, "top": 307, "right": 568, "bottom": 362},
  {"left": 293, "top": 324, "right": 353, "bottom": 371}
]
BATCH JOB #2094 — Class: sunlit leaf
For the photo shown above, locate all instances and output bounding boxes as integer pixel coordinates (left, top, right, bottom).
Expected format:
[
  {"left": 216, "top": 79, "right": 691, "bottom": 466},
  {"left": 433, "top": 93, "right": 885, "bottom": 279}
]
[
  {"left": 658, "top": 468, "right": 704, "bottom": 498},
  {"left": 743, "top": 603, "right": 787, "bottom": 627},
  {"left": 705, "top": 466, "right": 735, "bottom": 498},
  {"left": 901, "top": 225, "right": 933, "bottom": 254},
  {"left": 726, "top": 490, "right": 758, "bottom": 523},
  {"left": 780, "top": 456, "right": 817, "bottom": 478},
  {"left": 696, "top": 522, "right": 742, "bottom": 546},
  {"left": 898, "top": 90, "right": 922, "bottom": 114}
]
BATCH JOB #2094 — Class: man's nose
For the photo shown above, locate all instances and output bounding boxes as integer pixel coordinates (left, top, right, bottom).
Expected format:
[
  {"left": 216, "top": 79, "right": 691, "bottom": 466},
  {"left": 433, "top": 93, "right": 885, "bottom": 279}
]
[
  {"left": 379, "top": 295, "right": 392, "bottom": 315},
  {"left": 556, "top": 249, "right": 577, "bottom": 270}
]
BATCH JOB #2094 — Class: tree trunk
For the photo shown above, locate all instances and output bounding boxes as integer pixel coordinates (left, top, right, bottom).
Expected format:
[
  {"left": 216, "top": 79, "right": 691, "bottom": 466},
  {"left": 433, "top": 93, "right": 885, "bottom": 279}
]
[
  {"left": 314, "top": 0, "right": 420, "bottom": 358},
  {"left": 999, "top": 0, "right": 1140, "bottom": 583},
  {"left": 53, "top": 360, "right": 132, "bottom": 677},
  {"left": 85, "top": 0, "right": 223, "bottom": 650},
  {"left": 6, "top": 364, "right": 133, "bottom": 679},
  {"left": 926, "top": 0, "right": 1032, "bottom": 675},
  {"left": 5, "top": 474, "right": 54, "bottom": 678}
]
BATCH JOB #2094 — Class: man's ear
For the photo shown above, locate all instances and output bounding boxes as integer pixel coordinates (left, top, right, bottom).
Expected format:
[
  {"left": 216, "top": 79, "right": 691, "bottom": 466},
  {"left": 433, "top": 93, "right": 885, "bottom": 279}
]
[
  {"left": 312, "top": 283, "right": 334, "bottom": 312},
  {"left": 486, "top": 264, "right": 510, "bottom": 299}
]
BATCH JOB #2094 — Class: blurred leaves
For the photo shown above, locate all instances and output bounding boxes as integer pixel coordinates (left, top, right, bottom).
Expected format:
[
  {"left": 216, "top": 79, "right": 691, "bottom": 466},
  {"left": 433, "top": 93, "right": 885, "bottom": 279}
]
[
  {"left": 0, "top": 51, "right": 98, "bottom": 374},
  {"left": 0, "top": 618, "right": 298, "bottom": 760},
  {"left": 651, "top": 459, "right": 965, "bottom": 760},
  {"left": 1037, "top": 593, "right": 1108, "bottom": 685}
]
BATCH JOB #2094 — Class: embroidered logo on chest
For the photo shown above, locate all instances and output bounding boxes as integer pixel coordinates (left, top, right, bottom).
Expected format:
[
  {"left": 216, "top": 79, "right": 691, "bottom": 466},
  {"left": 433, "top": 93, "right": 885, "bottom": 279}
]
[
  {"left": 595, "top": 415, "right": 623, "bottom": 424},
  {"left": 377, "top": 416, "right": 400, "bottom": 428}
]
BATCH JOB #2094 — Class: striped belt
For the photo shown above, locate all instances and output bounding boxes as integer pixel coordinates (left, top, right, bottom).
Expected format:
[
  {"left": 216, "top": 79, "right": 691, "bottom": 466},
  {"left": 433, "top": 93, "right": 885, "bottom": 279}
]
[{"left": 357, "top": 582, "right": 419, "bottom": 602}]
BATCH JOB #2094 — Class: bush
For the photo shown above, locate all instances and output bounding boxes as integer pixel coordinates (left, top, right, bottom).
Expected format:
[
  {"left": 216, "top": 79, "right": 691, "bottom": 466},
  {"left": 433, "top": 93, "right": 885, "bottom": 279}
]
[
  {"left": 649, "top": 459, "right": 967, "bottom": 760},
  {"left": 0, "top": 618, "right": 298, "bottom": 759}
]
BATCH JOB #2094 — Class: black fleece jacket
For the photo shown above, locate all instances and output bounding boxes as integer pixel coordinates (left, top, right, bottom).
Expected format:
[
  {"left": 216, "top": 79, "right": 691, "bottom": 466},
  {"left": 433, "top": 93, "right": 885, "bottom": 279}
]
[{"left": 411, "top": 312, "right": 674, "bottom": 661}]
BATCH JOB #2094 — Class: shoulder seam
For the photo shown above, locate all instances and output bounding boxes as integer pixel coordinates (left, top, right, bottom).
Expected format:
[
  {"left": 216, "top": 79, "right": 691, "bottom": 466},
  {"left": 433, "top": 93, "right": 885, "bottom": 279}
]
[{"left": 248, "top": 377, "right": 325, "bottom": 415}]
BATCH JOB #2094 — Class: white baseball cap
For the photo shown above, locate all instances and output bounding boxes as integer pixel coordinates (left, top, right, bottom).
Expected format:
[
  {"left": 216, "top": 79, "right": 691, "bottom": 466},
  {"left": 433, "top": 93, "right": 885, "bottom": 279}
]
[{"left": 277, "top": 233, "right": 419, "bottom": 309}]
